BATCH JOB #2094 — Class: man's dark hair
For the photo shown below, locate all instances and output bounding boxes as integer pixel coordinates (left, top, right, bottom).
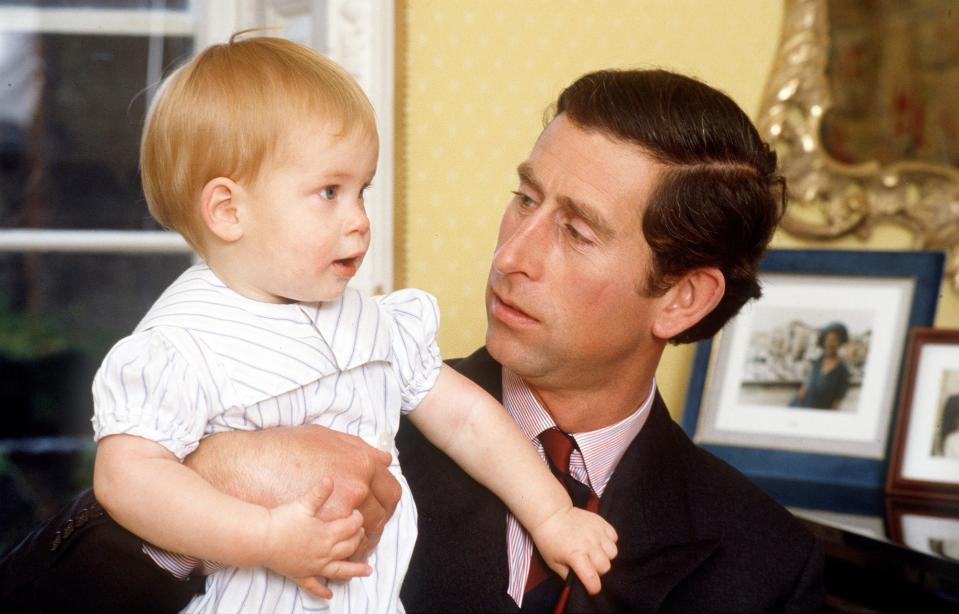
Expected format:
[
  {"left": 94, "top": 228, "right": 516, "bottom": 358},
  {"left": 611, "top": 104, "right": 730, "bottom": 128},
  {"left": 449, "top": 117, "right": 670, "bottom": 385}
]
[{"left": 553, "top": 69, "right": 786, "bottom": 344}]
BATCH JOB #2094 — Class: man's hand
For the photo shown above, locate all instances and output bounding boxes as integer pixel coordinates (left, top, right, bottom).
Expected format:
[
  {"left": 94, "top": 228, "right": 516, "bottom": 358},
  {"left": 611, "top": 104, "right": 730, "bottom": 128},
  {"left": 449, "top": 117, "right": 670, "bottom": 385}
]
[{"left": 184, "top": 425, "right": 402, "bottom": 558}]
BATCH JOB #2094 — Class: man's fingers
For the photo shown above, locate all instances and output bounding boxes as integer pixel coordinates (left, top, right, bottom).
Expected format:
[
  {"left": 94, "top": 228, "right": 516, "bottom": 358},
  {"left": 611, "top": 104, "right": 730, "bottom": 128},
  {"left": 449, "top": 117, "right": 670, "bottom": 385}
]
[
  {"left": 315, "top": 480, "right": 366, "bottom": 522},
  {"left": 369, "top": 446, "right": 392, "bottom": 466},
  {"left": 351, "top": 533, "right": 372, "bottom": 562},
  {"left": 322, "top": 560, "right": 374, "bottom": 582},
  {"left": 369, "top": 462, "right": 402, "bottom": 510},
  {"left": 362, "top": 464, "right": 401, "bottom": 542},
  {"left": 568, "top": 551, "right": 602, "bottom": 595},
  {"left": 296, "top": 577, "right": 332, "bottom": 599}
]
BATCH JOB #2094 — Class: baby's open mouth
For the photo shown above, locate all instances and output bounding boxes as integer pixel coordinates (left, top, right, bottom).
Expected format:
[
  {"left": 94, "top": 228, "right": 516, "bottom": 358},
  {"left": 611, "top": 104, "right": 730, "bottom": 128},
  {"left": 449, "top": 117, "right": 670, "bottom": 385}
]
[{"left": 332, "top": 257, "right": 360, "bottom": 277}]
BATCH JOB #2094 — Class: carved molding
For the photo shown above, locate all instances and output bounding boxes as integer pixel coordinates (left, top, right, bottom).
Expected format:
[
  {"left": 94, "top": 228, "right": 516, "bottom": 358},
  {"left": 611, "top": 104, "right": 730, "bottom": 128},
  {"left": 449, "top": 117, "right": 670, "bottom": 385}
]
[{"left": 757, "top": 0, "right": 959, "bottom": 286}]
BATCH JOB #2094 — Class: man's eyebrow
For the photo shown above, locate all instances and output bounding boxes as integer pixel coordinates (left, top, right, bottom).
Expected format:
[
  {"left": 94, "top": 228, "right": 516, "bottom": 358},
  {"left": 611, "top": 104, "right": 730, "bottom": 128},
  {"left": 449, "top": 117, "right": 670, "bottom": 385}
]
[
  {"left": 558, "top": 194, "right": 615, "bottom": 241},
  {"left": 516, "top": 161, "right": 541, "bottom": 193},
  {"left": 517, "top": 162, "right": 615, "bottom": 240}
]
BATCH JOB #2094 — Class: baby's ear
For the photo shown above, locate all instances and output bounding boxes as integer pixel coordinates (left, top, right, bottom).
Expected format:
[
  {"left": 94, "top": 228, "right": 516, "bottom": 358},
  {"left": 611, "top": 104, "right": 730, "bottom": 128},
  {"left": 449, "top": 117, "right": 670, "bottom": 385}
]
[{"left": 200, "top": 177, "right": 243, "bottom": 242}]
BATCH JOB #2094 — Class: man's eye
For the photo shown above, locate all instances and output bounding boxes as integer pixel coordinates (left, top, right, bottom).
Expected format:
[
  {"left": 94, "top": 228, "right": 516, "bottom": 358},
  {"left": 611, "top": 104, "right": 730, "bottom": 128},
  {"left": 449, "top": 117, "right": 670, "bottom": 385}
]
[
  {"left": 511, "top": 191, "right": 535, "bottom": 208},
  {"left": 320, "top": 186, "right": 338, "bottom": 200},
  {"left": 565, "top": 223, "right": 592, "bottom": 244}
]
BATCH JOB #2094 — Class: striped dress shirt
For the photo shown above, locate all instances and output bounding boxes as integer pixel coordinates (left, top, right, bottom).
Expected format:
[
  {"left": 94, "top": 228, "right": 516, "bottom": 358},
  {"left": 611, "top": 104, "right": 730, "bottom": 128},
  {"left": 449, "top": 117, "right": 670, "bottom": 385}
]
[
  {"left": 92, "top": 263, "right": 441, "bottom": 614},
  {"left": 501, "top": 368, "right": 655, "bottom": 606}
]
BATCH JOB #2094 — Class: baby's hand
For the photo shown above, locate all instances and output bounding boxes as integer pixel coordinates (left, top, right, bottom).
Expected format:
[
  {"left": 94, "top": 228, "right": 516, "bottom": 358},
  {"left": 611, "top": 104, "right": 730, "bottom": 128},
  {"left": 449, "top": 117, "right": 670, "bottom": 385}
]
[
  {"left": 261, "top": 478, "right": 372, "bottom": 597},
  {"left": 530, "top": 506, "right": 618, "bottom": 595}
]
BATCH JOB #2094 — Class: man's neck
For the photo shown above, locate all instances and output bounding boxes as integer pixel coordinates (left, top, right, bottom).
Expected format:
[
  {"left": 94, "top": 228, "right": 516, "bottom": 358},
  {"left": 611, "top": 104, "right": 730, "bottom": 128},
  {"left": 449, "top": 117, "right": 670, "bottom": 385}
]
[{"left": 521, "top": 355, "right": 660, "bottom": 433}]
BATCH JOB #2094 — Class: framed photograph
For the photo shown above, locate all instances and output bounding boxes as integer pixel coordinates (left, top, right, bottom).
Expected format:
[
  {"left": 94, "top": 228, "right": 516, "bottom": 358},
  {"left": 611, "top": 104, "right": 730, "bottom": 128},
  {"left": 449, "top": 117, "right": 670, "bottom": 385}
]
[
  {"left": 682, "top": 249, "right": 943, "bottom": 493},
  {"left": 887, "top": 497, "right": 959, "bottom": 561},
  {"left": 887, "top": 328, "right": 959, "bottom": 500}
]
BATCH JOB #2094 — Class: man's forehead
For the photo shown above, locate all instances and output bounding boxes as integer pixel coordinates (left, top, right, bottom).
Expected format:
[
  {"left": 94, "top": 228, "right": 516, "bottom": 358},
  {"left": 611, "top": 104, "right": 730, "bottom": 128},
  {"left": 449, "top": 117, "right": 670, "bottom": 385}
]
[{"left": 521, "top": 115, "right": 661, "bottom": 219}]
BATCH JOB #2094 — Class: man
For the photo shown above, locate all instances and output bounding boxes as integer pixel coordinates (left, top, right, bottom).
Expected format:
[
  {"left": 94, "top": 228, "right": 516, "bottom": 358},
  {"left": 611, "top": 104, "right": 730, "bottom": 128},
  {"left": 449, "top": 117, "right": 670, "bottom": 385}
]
[
  {"left": 396, "top": 69, "right": 822, "bottom": 612},
  {"left": 0, "top": 68, "right": 822, "bottom": 612}
]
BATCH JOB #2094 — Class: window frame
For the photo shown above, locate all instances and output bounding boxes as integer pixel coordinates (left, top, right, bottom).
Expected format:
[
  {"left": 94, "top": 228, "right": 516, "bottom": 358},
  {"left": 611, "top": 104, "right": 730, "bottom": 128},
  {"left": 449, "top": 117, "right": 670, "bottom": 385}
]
[{"left": 0, "top": 0, "right": 395, "bottom": 295}]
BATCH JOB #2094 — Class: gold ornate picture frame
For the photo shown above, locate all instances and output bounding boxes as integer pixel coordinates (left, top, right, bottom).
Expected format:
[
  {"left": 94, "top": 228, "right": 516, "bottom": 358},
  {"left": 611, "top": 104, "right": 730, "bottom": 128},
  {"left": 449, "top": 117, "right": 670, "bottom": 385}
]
[{"left": 757, "top": 0, "right": 959, "bottom": 286}]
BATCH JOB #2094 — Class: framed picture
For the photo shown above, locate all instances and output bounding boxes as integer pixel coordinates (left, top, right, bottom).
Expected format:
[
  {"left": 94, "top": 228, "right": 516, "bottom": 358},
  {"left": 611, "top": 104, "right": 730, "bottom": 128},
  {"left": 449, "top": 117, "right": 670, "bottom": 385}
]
[
  {"left": 887, "top": 497, "right": 959, "bottom": 561},
  {"left": 887, "top": 328, "right": 959, "bottom": 500},
  {"left": 682, "top": 249, "right": 944, "bottom": 495}
]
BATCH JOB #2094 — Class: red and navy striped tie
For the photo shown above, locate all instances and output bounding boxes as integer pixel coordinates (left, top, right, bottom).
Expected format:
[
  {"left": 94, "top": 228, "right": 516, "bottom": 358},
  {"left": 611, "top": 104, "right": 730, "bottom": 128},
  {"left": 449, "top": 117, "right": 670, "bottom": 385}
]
[{"left": 522, "top": 428, "right": 600, "bottom": 613}]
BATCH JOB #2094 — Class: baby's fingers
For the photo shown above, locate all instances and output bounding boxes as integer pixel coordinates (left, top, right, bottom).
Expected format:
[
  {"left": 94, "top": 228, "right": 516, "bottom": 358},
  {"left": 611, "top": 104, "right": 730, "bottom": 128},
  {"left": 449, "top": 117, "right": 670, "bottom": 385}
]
[
  {"left": 325, "top": 509, "right": 364, "bottom": 541},
  {"left": 300, "top": 478, "right": 335, "bottom": 516},
  {"left": 568, "top": 550, "right": 602, "bottom": 595},
  {"left": 323, "top": 510, "right": 366, "bottom": 560},
  {"left": 590, "top": 547, "right": 612, "bottom": 576},
  {"left": 322, "top": 559, "right": 374, "bottom": 582},
  {"left": 605, "top": 523, "right": 619, "bottom": 544},
  {"left": 296, "top": 577, "right": 332, "bottom": 599},
  {"left": 603, "top": 532, "right": 618, "bottom": 560}
]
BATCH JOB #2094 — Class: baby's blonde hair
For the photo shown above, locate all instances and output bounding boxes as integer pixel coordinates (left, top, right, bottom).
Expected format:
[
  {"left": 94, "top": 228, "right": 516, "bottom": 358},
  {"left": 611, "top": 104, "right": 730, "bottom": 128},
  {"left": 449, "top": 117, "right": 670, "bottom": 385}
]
[{"left": 141, "top": 32, "right": 376, "bottom": 252}]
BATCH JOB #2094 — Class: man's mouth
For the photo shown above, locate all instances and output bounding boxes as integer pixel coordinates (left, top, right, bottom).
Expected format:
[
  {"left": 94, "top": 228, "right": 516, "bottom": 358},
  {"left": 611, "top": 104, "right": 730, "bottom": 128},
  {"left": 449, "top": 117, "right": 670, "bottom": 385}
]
[{"left": 490, "top": 290, "right": 538, "bottom": 325}]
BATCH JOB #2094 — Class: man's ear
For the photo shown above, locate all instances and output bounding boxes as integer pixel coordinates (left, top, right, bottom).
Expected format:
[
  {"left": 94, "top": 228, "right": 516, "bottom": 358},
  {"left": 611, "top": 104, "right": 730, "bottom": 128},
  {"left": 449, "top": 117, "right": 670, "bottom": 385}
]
[
  {"left": 200, "top": 177, "right": 244, "bottom": 242},
  {"left": 651, "top": 267, "right": 725, "bottom": 341}
]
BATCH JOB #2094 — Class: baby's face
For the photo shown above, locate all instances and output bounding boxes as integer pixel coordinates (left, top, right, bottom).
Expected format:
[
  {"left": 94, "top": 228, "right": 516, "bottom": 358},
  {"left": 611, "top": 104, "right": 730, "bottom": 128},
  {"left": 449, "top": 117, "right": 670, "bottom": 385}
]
[{"left": 233, "top": 122, "right": 378, "bottom": 303}]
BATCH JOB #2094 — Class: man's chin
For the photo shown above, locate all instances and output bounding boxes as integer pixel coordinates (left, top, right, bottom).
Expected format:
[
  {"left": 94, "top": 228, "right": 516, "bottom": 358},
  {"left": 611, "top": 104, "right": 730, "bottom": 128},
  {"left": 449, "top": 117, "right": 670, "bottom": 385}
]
[
  {"left": 485, "top": 328, "right": 541, "bottom": 374},
  {"left": 484, "top": 327, "right": 514, "bottom": 365}
]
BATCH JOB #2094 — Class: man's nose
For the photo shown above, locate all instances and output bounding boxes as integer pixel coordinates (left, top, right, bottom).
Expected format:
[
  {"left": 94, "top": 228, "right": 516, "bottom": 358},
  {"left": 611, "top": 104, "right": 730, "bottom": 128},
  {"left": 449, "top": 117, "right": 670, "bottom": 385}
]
[{"left": 492, "top": 211, "right": 547, "bottom": 279}]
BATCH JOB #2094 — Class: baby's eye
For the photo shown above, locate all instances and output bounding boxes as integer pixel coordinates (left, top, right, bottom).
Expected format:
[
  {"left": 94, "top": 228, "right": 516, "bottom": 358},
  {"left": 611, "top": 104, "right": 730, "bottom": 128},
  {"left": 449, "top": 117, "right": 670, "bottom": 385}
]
[{"left": 320, "top": 186, "right": 338, "bottom": 200}]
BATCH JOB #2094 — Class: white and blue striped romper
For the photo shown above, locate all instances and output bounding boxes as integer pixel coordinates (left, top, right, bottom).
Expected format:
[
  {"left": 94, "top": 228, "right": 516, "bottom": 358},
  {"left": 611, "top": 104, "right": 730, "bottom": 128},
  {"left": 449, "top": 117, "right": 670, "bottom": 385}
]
[{"left": 92, "top": 263, "right": 440, "bottom": 613}]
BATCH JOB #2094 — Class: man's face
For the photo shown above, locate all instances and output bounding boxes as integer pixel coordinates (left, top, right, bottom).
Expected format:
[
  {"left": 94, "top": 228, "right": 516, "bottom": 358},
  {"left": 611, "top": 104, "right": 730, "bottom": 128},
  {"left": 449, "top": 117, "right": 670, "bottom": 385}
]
[{"left": 485, "top": 114, "right": 664, "bottom": 388}]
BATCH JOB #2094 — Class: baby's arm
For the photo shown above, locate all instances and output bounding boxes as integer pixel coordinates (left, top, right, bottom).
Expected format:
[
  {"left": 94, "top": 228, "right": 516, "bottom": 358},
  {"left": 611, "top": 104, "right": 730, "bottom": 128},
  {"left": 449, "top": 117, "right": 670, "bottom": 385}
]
[
  {"left": 94, "top": 433, "right": 370, "bottom": 597},
  {"left": 407, "top": 365, "right": 618, "bottom": 594}
]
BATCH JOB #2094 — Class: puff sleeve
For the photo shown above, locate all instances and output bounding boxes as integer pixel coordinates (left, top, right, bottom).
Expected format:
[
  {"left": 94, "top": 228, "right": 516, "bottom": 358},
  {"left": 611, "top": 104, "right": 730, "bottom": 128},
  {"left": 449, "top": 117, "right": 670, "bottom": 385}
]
[
  {"left": 378, "top": 288, "right": 442, "bottom": 413},
  {"left": 91, "top": 330, "right": 211, "bottom": 460}
]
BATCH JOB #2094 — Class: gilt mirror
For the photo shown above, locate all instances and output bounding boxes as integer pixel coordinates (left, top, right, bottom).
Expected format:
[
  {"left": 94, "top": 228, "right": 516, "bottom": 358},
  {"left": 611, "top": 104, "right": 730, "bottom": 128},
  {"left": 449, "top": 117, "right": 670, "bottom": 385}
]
[{"left": 758, "top": 0, "right": 959, "bottom": 284}]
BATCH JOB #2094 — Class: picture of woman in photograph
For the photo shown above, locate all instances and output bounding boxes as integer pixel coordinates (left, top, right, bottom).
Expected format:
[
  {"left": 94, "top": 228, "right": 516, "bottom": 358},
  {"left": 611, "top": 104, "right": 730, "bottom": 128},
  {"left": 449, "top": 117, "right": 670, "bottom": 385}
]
[
  {"left": 936, "top": 393, "right": 959, "bottom": 459},
  {"left": 790, "top": 322, "right": 851, "bottom": 410}
]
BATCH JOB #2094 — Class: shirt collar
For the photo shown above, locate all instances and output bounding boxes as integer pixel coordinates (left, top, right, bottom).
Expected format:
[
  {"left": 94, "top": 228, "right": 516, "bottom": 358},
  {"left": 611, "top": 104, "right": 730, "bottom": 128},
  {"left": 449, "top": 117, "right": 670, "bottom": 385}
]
[
  {"left": 501, "top": 368, "right": 655, "bottom": 495},
  {"left": 137, "top": 263, "right": 392, "bottom": 405}
]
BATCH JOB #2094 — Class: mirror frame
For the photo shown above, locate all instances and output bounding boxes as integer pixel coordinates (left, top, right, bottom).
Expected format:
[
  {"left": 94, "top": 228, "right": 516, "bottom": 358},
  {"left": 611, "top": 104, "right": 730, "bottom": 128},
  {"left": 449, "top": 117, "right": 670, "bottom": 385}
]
[{"left": 757, "top": 0, "right": 959, "bottom": 285}]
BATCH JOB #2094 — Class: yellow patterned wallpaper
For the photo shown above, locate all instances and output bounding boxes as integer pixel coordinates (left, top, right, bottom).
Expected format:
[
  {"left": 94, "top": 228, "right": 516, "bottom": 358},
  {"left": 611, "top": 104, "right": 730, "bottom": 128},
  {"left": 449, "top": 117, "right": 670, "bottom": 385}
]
[{"left": 398, "top": 0, "right": 959, "bottom": 418}]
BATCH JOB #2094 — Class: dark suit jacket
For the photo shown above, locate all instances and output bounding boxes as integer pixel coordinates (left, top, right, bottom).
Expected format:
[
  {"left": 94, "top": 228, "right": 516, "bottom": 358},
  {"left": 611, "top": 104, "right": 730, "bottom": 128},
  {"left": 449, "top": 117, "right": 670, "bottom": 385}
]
[{"left": 396, "top": 347, "right": 824, "bottom": 612}]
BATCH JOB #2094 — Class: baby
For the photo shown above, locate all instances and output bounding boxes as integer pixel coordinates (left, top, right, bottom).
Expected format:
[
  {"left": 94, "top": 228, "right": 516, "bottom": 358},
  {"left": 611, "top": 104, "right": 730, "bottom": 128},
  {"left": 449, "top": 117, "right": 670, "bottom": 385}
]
[{"left": 91, "top": 33, "right": 616, "bottom": 613}]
